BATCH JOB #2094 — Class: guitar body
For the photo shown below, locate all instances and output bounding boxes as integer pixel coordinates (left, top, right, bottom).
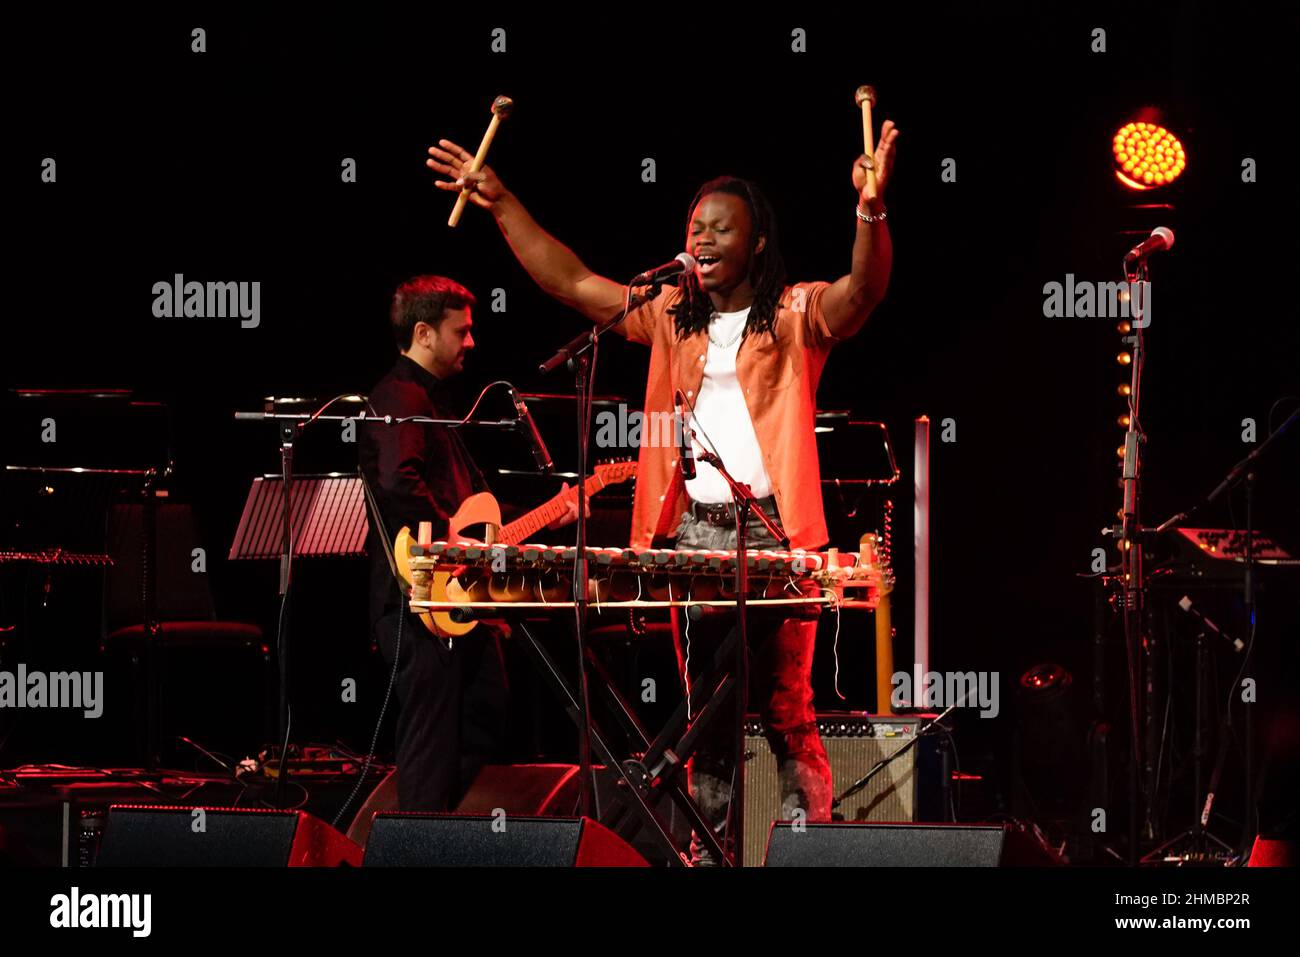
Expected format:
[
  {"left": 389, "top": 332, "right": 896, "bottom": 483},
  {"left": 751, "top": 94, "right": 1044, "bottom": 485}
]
[
  {"left": 395, "top": 493, "right": 504, "bottom": 639},
  {"left": 448, "top": 492, "right": 503, "bottom": 541}
]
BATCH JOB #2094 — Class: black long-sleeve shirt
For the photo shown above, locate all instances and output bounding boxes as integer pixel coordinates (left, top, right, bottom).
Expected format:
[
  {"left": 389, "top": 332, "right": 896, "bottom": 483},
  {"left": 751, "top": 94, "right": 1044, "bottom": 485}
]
[{"left": 360, "top": 355, "right": 487, "bottom": 628}]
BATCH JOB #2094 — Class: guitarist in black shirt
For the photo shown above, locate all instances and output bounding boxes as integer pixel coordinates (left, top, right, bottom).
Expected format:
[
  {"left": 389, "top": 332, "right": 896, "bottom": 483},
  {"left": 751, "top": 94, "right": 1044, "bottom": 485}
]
[{"left": 359, "top": 275, "right": 577, "bottom": 811}]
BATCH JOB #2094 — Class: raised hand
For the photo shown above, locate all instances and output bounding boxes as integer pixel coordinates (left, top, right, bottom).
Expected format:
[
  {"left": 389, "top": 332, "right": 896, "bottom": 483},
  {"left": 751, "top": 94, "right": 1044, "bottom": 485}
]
[
  {"left": 427, "top": 138, "right": 509, "bottom": 211},
  {"left": 852, "top": 119, "right": 900, "bottom": 208}
]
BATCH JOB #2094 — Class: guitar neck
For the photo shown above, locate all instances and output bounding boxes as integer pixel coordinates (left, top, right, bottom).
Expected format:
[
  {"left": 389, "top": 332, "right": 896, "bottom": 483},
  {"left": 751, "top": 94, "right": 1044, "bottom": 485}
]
[{"left": 500, "top": 475, "right": 604, "bottom": 545}]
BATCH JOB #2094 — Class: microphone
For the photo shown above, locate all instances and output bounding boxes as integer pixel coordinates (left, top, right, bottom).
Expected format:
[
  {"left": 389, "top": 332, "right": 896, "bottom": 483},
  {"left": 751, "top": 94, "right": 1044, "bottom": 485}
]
[
  {"left": 1124, "top": 226, "right": 1175, "bottom": 262},
  {"left": 510, "top": 387, "right": 553, "bottom": 473},
  {"left": 673, "top": 389, "right": 696, "bottom": 480},
  {"left": 631, "top": 253, "right": 697, "bottom": 286}
]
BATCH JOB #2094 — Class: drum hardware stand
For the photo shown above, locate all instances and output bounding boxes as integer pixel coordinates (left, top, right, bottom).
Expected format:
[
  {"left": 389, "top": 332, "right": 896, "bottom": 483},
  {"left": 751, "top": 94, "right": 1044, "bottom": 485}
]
[
  {"left": 1140, "top": 608, "right": 1239, "bottom": 864},
  {"left": 1152, "top": 403, "right": 1299, "bottom": 860}
]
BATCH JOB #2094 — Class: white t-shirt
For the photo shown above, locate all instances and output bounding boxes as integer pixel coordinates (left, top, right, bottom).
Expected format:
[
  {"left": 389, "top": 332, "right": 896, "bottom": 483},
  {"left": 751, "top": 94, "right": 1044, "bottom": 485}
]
[{"left": 684, "top": 307, "right": 774, "bottom": 504}]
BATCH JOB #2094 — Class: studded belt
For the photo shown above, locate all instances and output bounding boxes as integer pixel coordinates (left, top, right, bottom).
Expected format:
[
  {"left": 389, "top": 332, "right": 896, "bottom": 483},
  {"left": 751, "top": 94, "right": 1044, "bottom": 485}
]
[{"left": 687, "top": 496, "right": 778, "bottom": 527}]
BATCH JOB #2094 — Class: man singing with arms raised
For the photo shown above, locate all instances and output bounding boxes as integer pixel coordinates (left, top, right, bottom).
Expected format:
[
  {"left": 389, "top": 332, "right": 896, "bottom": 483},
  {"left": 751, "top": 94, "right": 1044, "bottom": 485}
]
[{"left": 426, "top": 122, "right": 897, "bottom": 862}]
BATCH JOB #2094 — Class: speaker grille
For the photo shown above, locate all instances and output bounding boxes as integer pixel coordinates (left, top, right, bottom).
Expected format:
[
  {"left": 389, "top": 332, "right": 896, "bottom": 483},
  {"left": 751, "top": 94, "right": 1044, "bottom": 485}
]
[
  {"left": 96, "top": 807, "right": 299, "bottom": 866},
  {"left": 744, "top": 714, "right": 936, "bottom": 866},
  {"left": 765, "top": 823, "right": 1010, "bottom": 867},
  {"left": 364, "top": 814, "right": 585, "bottom": 866}
]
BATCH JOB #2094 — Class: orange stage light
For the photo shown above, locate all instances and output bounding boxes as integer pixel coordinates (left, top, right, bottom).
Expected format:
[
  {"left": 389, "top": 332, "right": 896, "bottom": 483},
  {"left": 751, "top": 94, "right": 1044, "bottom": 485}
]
[{"left": 1113, "top": 120, "right": 1185, "bottom": 190}]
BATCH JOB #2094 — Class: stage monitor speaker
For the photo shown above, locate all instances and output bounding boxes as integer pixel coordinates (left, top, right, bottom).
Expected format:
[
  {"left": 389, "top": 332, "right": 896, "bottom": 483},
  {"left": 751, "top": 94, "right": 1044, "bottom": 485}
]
[
  {"left": 346, "top": 765, "right": 577, "bottom": 847},
  {"left": 764, "top": 822, "right": 1060, "bottom": 867},
  {"left": 744, "top": 714, "right": 941, "bottom": 866},
  {"left": 362, "top": 813, "right": 648, "bottom": 867},
  {"left": 347, "top": 765, "right": 689, "bottom": 866},
  {"left": 94, "top": 805, "right": 362, "bottom": 866},
  {"left": 1248, "top": 837, "right": 1298, "bottom": 867}
]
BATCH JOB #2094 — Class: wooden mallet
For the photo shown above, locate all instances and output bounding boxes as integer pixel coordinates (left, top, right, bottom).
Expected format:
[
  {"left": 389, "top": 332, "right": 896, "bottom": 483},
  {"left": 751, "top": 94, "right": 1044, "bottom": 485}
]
[
  {"left": 448, "top": 95, "right": 514, "bottom": 227},
  {"left": 854, "top": 85, "right": 878, "bottom": 201}
]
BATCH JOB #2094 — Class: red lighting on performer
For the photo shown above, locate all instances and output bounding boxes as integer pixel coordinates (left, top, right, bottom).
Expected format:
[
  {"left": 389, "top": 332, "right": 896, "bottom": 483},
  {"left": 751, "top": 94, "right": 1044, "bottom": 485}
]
[{"left": 1113, "top": 121, "right": 1185, "bottom": 190}]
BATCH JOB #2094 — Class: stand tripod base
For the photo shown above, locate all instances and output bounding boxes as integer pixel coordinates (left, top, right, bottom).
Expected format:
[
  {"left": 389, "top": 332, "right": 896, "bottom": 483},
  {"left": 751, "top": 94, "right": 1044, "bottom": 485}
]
[{"left": 1140, "top": 824, "right": 1239, "bottom": 865}]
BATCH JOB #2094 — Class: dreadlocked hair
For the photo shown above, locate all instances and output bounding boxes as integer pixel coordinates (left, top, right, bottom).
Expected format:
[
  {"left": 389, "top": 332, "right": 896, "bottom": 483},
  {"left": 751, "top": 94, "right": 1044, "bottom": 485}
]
[{"left": 669, "top": 176, "right": 787, "bottom": 341}]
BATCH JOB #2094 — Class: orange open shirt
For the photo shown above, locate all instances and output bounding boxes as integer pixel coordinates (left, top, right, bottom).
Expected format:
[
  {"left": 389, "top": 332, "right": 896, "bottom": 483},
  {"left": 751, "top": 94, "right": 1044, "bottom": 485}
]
[{"left": 619, "top": 281, "right": 838, "bottom": 550}]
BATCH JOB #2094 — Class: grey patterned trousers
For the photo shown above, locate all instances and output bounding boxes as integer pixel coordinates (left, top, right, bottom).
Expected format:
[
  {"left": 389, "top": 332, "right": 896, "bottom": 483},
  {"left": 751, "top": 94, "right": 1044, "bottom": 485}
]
[{"left": 671, "top": 500, "right": 832, "bottom": 865}]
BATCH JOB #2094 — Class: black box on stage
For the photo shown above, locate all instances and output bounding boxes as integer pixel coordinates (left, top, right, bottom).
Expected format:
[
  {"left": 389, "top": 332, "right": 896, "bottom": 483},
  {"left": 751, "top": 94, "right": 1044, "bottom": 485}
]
[
  {"left": 93, "top": 805, "right": 362, "bottom": 867},
  {"left": 763, "top": 822, "right": 1060, "bottom": 867},
  {"left": 362, "top": 813, "right": 647, "bottom": 867}
]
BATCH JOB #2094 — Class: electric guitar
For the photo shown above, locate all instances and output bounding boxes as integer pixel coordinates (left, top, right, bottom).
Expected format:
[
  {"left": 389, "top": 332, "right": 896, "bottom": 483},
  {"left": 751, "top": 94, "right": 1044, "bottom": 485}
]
[{"left": 394, "top": 459, "right": 637, "bottom": 638}]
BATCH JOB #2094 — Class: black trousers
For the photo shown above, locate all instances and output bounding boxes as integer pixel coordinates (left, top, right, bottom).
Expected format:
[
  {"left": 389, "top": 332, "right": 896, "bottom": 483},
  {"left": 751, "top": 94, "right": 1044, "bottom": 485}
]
[{"left": 373, "top": 611, "right": 509, "bottom": 812}]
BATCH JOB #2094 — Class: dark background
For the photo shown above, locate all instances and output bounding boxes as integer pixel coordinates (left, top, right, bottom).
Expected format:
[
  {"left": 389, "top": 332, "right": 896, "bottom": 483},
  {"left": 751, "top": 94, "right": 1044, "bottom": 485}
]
[{"left": 5, "top": 4, "right": 1298, "bottom": 848}]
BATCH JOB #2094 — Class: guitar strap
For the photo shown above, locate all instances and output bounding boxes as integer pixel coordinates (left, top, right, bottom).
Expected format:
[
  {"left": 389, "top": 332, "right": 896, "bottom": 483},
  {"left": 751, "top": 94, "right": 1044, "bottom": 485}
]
[{"left": 451, "top": 427, "right": 491, "bottom": 495}]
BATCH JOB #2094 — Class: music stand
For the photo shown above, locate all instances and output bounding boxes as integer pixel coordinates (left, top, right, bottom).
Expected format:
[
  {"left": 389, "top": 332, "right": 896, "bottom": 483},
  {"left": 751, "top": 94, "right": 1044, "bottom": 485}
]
[
  {"left": 227, "top": 472, "right": 367, "bottom": 788},
  {"left": 229, "top": 473, "right": 369, "bottom": 562}
]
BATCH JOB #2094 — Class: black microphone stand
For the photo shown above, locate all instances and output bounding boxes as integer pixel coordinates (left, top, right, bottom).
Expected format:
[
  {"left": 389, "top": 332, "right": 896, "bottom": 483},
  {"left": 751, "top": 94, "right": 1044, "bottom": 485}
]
[
  {"left": 1108, "top": 255, "right": 1150, "bottom": 864},
  {"left": 691, "top": 442, "right": 787, "bottom": 866},
  {"left": 139, "top": 466, "right": 163, "bottom": 767},
  {"left": 275, "top": 415, "right": 296, "bottom": 805},
  {"left": 539, "top": 284, "right": 658, "bottom": 819}
]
